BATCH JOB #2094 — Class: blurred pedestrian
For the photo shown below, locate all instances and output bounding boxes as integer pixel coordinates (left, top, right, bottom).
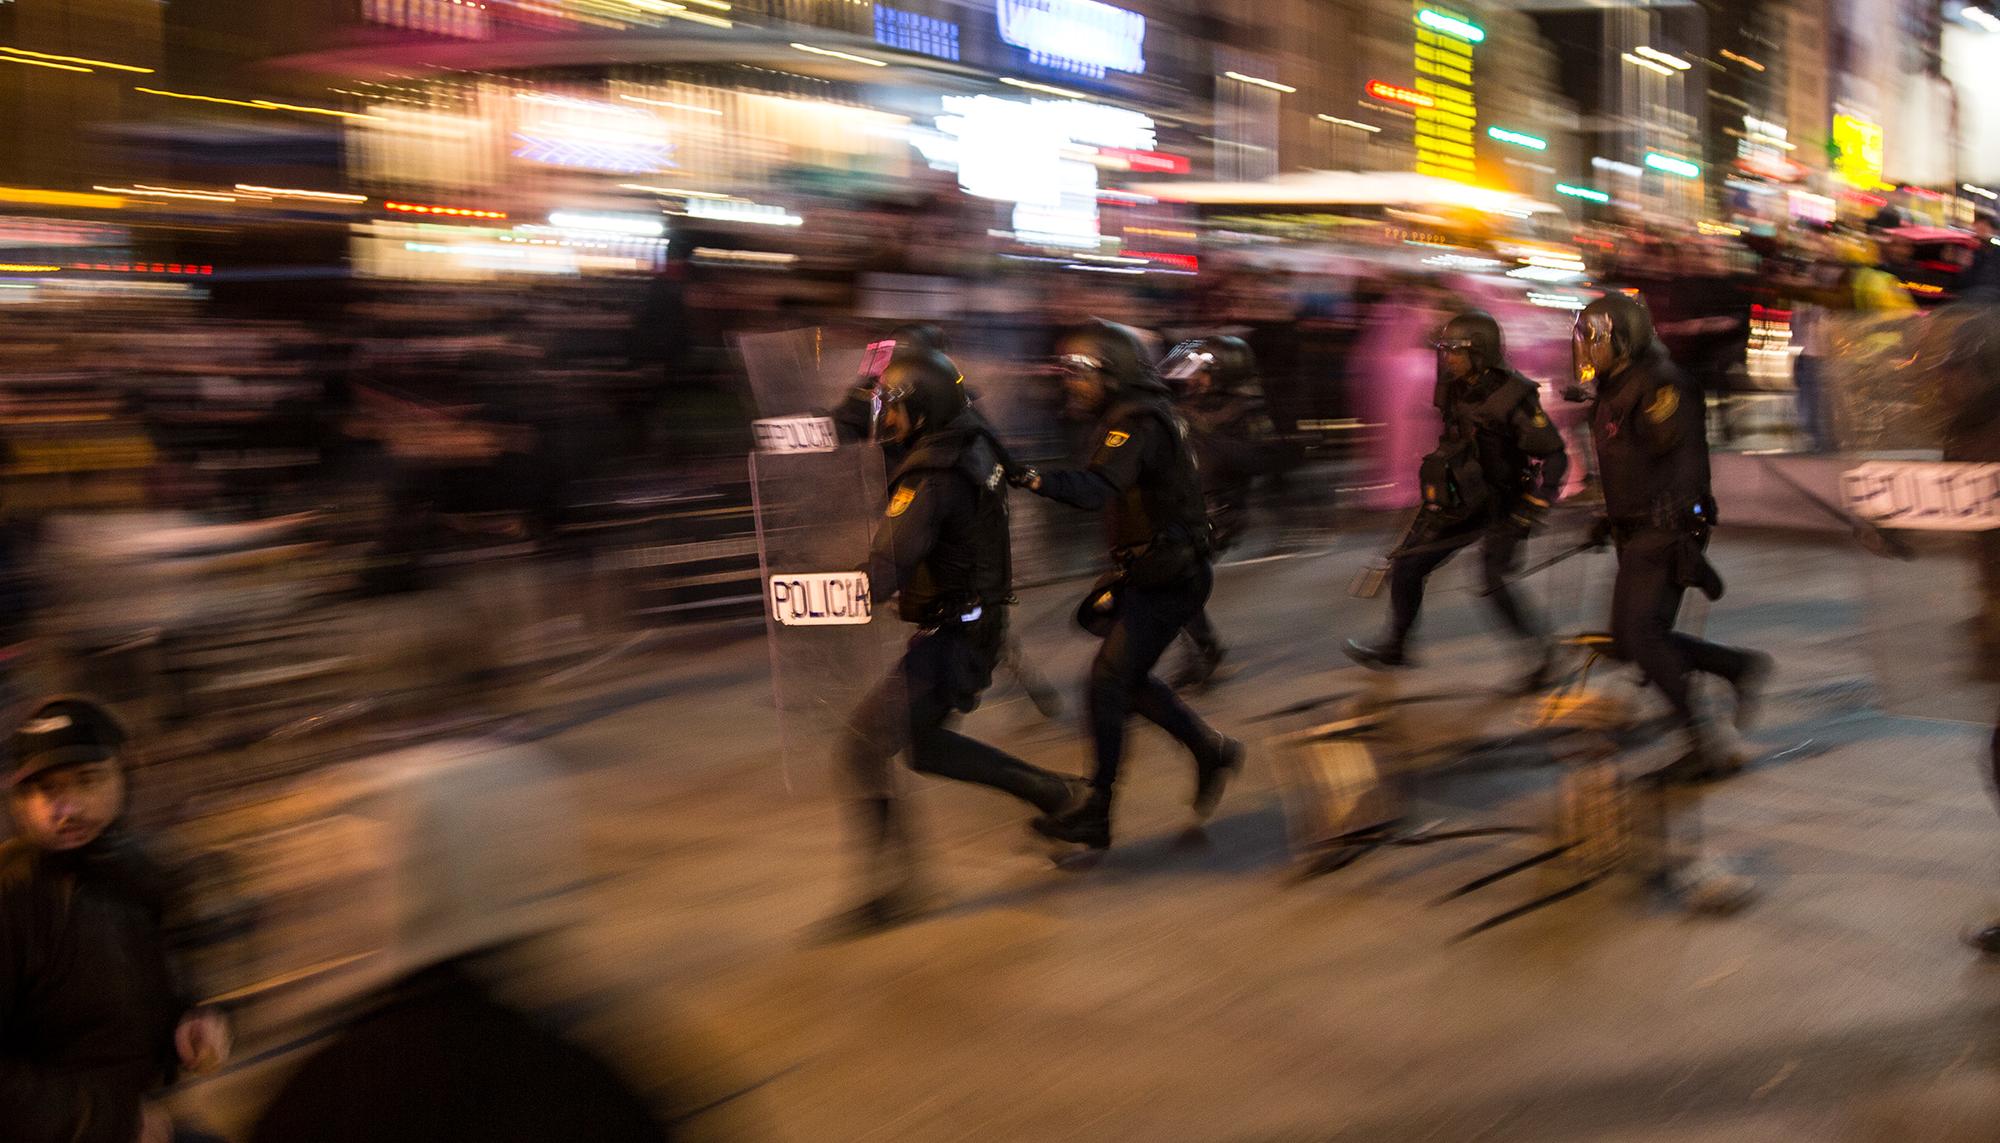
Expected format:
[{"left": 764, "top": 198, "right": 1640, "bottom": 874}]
[
  {"left": 1161, "top": 335, "right": 1280, "bottom": 689},
  {"left": 247, "top": 743, "right": 677, "bottom": 1143},
  {"left": 1, "top": 696, "right": 231, "bottom": 1143},
  {"left": 1964, "top": 213, "right": 2000, "bottom": 304}
]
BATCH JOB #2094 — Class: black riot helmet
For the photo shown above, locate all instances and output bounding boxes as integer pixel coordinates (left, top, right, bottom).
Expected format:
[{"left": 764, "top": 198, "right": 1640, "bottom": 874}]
[
  {"left": 1572, "top": 291, "right": 1657, "bottom": 386},
  {"left": 873, "top": 347, "right": 968, "bottom": 446},
  {"left": 1162, "top": 335, "right": 1257, "bottom": 395},
  {"left": 1434, "top": 310, "right": 1505, "bottom": 383},
  {"left": 1055, "top": 318, "right": 1163, "bottom": 419}
]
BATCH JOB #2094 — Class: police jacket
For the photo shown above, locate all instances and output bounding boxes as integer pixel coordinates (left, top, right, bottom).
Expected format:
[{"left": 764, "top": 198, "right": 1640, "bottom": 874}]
[
  {"left": 866, "top": 409, "right": 1012, "bottom": 624},
  {"left": 0, "top": 832, "right": 189, "bottom": 1143},
  {"left": 1180, "top": 388, "right": 1279, "bottom": 494},
  {"left": 1590, "top": 343, "right": 1714, "bottom": 526},
  {"left": 1437, "top": 366, "right": 1569, "bottom": 509},
  {"left": 1034, "top": 395, "right": 1209, "bottom": 562}
]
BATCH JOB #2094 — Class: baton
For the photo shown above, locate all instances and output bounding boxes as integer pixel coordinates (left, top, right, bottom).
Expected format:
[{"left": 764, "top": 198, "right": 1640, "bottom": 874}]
[
  {"left": 1348, "top": 507, "right": 1423, "bottom": 599},
  {"left": 1757, "top": 458, "right": 1915, "bottom": 561},
  {"left": 1481, "top": 539, "right": 1598, "bottom": 596}
]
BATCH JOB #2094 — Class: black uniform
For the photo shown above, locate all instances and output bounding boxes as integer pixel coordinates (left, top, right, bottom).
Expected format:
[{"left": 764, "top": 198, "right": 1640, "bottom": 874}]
[
  {"left": 1388, "top": 367, "right": 1567, "bottom": 649},
  {"left": 1169, "top": 337, "right": 1279, "bottom": 674},
  {"left": 1025, "top": 323, "right": 1238, "bottom": 841},
  {"left": 1350, "top": 312, "right": 1567, "bottom": 674},
  {"left": 838, "top": 356, "right": 1079, "bottom": 917},
  {"left": 1579, "top": 294, "right": 1765, "bottom": 763}
]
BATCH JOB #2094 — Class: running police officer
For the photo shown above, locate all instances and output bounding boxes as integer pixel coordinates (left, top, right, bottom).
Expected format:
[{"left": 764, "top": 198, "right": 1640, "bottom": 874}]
[
  {"left": 1573, "top": 292, "right": 1771, "bottom": 781},
  {"left": 1161, "top": 336, "right": 1280, "bottom": 689},
  {"left": 1011, "top": 319, "right": 1243, "bottom": 851},
  {"left": 828, "top": 346, "right": 1087, "bottom": 936},
  {"left": 1345, "top": 310, "right": 1570, "bottom": 691}
]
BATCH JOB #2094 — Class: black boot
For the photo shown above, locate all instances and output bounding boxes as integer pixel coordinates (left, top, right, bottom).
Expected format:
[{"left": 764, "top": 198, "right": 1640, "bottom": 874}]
[
  {"left": 1033, "top": 786, "right": 1113, "bottom": 849},
  {"left": 1344, "top": 638, "right": 1412, "bottom": 671},
  {"left": 806, "top": 885, "right": 931, "bottom": 944},
  {"left": 1193, "top": 733, "right": 1244, "bottom": 820},
  {"left": 1037, "top": 774, "right": 1091, "bottom": 819}
]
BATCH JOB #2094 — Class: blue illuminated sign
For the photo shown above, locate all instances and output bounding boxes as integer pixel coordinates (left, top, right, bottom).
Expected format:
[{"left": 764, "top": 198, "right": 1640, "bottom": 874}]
[
  {"left": 997, "top": 0, "right": 1146, "bottom": 79},
  {"left": 875, "top": 5, "right": 960, "bottom": 61}
]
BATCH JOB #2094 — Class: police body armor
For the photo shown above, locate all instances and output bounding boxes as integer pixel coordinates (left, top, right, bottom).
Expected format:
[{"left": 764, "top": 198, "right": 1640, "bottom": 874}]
[
  {"left": 889, "top": 414, "right": 1012, "bottom": 625},
  {"left": 1103, "top": 396, "right": 1211, "bottom": 587}
]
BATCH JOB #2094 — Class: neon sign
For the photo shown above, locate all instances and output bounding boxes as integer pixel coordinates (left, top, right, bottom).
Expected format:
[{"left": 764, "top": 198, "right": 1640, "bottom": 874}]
[
  {"left": 1367, "top": 81, "right": 1434, "bottom": 109},
  {"left": 997, "top": 0, "right": 1146, "bottom": 79}
]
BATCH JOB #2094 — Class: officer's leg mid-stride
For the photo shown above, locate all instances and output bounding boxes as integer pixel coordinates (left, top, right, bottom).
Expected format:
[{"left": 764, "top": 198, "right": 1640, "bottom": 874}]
[
  {"left": 829, "top": 618, "right": 1085, "bottom": 935},
  {"left": 1608, "top": 527, "right": 1771, "bottom": 781},
  {"left": 1042, "top": 564, "right": 1243, "bottom": 850}
]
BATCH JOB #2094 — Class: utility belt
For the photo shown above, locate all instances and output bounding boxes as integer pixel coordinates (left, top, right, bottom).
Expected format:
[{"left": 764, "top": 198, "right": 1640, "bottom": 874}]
[
  {"left": 912, "top": 594, "right": 1008, "bottom": 635},
  {"left": 1607, "top": 495, "right": 1718, "bottom": 541},
  {"left": 1111, "top": 522, "right": 1211, "bottom": 589}
]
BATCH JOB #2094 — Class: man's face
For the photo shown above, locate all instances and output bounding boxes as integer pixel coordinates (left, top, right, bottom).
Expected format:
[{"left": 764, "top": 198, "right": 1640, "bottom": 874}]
[
  {"left": 876, "top": 398, "right": 917, "bottom": 446},
  {"left": 1058, "top": 353, "right": 1110, "bottom": 419},
  {"left": 9, "top": 761, "right": 123, "bottom": 851},
  {"left": 1440, "top": 346, "right": 1476, "bottom": 383}
]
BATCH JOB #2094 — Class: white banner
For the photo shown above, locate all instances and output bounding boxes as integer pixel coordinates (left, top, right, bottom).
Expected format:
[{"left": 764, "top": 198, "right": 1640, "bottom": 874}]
[
  {"left": 769, "top": 571, "right": 873, "bottom": 626},
  {"left": 751, "top": 416, "right": 839, "bottom": 455},
  {"left": 1842, "top": 461, "right": 2000, "bottom": 531}
]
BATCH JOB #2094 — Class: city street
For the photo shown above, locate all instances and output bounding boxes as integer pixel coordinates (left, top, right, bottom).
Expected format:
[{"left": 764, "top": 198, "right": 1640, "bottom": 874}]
[{"left": 183, "top": 521, "right": 2000, "bottom": 1141}]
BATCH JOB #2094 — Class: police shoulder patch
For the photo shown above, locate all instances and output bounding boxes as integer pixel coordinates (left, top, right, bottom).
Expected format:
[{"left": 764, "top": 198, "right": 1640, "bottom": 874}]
[
  {"left": 1644, "top": 385, "right": 1680, "bottom": 424},
  {"left": 1532, "top": 411, "right": 1549, "bottom": 428},
  {"left": 1104, "top": 429, "right": 1131, "bottom": 448},
  {"left": 886, "top": 486, "right": 916, "bottom": 517}
]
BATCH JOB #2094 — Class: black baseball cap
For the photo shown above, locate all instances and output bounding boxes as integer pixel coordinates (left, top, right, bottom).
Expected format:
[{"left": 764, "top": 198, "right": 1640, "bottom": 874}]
[{"left": 7, "top": 697, "right": 127, "bottom": 789}]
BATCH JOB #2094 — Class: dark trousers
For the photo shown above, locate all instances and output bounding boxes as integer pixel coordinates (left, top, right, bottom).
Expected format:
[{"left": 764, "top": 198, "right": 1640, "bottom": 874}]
[
  {"left": 1386, "top": 516, "right": 1539, "bottom": 649},
  {"left": 1184, "top": 607, "right": 1223, "bottom": 656},
  {"left": 1608, "top": 528, "right": 1754, "bottom": 722},
  {"left": 1088, "top": 563, "right": 1218, "bottom": 790},
  {"left": 843, "top": 618, "right": 1072, "bottom": 813}
]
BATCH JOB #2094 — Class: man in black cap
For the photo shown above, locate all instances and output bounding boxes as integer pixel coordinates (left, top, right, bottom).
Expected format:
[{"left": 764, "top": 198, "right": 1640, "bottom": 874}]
[
  {"left": 824, "top": 347, "right": 1087, "bottom": 937},
  {"left": 1013, "top": 319, "right": 1244, "bottom": 852},
  {"left": 1572, "top": 292, "right": 1772, "bottom": 781},
  {"left": 1, "top": 696, "right": 231, "bottom": 1143},
  {"left": 1345, "top": 310, "right": 1570, "bottom": 691}
]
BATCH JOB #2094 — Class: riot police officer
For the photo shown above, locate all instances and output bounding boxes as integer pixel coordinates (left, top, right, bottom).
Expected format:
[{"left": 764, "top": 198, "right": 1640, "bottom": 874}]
[
  {"left": 1013, "top": 320, "right": 1243, "bottom": 850},
  {"left": 1162, "top": 336, "right": 1280, "bottom": 689},
  {"left": 1345, "top": 311, "right": 1570, "bottom": 691},
  {"left": 828, "top": 346, "right": 1087, "bottom": 936},
  {"left": 1573, "top": 292, "right": 1771, "bottom": 781}
]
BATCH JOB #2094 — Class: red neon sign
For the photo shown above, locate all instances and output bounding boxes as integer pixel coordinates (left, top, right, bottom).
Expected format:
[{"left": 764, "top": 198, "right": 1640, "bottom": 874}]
[
  {"left": 1367, "top": 81, "right": 1435, "bottom": 109},
  {"left": 1097, "top": 148, "right": 1190, "bottom": 175}
]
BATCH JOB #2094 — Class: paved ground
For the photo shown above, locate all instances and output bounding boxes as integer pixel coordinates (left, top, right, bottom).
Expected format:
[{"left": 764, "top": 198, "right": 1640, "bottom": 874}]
[{"left": 178, "top": 521, "right": 2000, "bottom": 1142}]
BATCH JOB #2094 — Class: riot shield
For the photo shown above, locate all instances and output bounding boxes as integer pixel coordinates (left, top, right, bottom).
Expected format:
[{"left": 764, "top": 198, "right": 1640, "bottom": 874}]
[{"left": 738, "top": 328, "right": 906, "bottom": 789}]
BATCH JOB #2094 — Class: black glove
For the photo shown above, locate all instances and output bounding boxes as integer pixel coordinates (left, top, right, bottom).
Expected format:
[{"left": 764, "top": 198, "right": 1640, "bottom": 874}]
[
  {"left": 1006, "top": 465, "right": 1040, "bottom": 490},
  {"left": 1507, "top": 494, "right": 1550, "bottom": 536},
  {"left": 1586, "top": 514, "right": 1614, "bottom": 549},
  {"left": 1560, "top": 384, "right": 1590, "bottom": 404}
]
